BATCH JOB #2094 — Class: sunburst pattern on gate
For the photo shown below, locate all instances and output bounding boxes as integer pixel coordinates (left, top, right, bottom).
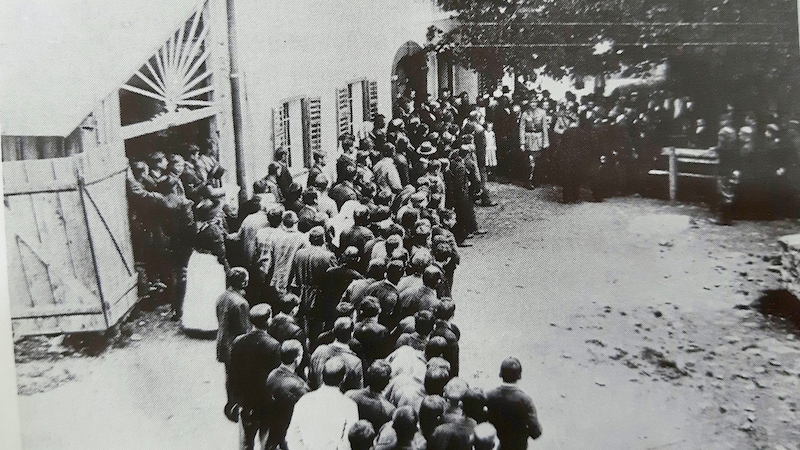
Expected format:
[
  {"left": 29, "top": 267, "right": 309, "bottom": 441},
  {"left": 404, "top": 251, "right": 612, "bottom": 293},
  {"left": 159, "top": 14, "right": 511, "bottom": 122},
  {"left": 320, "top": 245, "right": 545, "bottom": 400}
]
[{"left": 121, "top": 3, "right": 213, "bottom": 115}]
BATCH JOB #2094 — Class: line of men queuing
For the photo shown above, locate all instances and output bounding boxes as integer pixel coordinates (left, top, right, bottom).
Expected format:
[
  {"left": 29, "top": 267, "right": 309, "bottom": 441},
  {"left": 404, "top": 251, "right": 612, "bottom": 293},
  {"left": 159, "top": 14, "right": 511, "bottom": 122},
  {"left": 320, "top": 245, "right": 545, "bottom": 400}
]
[
  {"left": 217, "top": 274, "right": 541, "bottom": 450},
  {"left": 125, "top": 100, "right": 542, "bottom": 448}
]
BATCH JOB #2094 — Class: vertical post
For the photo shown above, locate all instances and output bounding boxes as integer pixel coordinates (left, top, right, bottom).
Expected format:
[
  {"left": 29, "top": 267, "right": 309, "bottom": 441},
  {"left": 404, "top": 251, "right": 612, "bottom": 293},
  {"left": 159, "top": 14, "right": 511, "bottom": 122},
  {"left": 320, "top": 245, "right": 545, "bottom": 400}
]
[
  {"left": 667, "top": 147, "right": 677, "bottom": 202},
  {"left": 225, "top": 0, "right": 248, "bottom": 204}
]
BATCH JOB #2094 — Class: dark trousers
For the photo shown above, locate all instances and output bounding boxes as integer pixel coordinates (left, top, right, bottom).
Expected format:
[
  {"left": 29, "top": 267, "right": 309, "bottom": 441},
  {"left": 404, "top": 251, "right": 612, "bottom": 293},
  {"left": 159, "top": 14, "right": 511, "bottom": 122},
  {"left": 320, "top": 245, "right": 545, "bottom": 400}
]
[
  {"left": 171, "top": 248, "right": 192, "bottom": 317},
  {"left": 240, "top": 408, "right": 269, "bottom": 450}
]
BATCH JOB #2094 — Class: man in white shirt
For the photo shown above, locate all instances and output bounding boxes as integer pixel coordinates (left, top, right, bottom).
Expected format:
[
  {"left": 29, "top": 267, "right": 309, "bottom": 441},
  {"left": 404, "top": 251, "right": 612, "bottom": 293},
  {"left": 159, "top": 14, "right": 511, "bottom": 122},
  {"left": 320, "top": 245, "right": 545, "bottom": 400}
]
[{"left": 286, "top": 358, "right": 359, "bottom": 450}]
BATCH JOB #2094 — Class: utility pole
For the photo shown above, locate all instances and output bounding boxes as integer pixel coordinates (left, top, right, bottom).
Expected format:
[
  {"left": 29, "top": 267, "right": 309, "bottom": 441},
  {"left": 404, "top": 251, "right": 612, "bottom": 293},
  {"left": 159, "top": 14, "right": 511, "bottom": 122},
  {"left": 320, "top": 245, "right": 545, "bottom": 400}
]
[{"left": 225, "top": 0, "right": 248, "bottom": 204}]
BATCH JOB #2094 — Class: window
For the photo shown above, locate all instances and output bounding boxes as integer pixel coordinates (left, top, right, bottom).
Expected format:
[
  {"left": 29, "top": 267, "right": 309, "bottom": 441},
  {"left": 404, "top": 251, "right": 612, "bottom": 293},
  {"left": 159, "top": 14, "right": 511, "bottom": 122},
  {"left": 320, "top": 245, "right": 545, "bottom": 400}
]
[
  {"left": 273, "top": 96, "right": 321, "bottom": 170},
  {"left": 336, "top": 79, "right": 378, "bottom": 140}
]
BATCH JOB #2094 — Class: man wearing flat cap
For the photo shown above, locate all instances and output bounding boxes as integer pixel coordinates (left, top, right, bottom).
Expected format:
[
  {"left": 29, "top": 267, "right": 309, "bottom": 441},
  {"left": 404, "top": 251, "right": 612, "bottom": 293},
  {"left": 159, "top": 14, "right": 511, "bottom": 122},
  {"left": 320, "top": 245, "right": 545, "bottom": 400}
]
[{"left": 486, "top": 357, "right": 542, "bottom": 449}]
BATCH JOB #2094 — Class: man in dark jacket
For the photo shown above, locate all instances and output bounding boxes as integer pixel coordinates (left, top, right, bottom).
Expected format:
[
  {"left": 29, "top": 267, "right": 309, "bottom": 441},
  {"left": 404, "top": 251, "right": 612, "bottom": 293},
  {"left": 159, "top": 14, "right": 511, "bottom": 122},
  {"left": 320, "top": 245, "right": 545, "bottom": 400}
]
[
  {"left": 362, "top": 259, "right": 404, "bottom": 329},
  {"left": 330, "top": 163, "right": 360, "bottom": 210},
  {"left": 216, "top": 268, "right": 253, "bottom": 388},
  {"left": 353, "top": 298, "right": 390, "bottom": 366},
  {"left": 264, "top": 340, "right": 309, "bottom": 450},
  {"left": 340, "top": 205, "right": 376, "bottom": 261},
  {"left": 309, "top": 317, "right": 364, "bottom": 392},
  {"left": 322, "top": 247, "right": 364, "bottom": 328},
  {"left": 289, "top": 226, "right": 337, "bottom": 346},
  {"left": 274, "top": 147, "right": 293, "bottom": 202},
  {"left": 227, "top": 304, "right": 282, "bottom": 450},
  {"left": 486, "top": 358, "right": 543, "bottom": 450},
  {"left": 346, "top": 359, "right": 396, "bottom": 432}
]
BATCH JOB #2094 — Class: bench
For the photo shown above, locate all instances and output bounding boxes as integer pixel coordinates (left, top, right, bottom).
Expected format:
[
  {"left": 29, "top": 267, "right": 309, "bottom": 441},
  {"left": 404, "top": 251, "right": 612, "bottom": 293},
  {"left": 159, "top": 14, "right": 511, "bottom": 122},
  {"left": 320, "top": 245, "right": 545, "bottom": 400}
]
[{"left": 649, "top": 147, "right": 719, "bottom": 201}]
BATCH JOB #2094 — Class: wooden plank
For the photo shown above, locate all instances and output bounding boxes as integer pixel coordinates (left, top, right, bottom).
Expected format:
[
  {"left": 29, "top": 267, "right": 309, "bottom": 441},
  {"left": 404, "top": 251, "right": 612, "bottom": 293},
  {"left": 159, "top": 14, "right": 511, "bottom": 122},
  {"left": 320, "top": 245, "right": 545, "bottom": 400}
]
[
  {"left": 20, "top": 136, "right": 40, "bottom": 160},
  {"left": 103, "top": 91, "right": 125, "bottom": 158},
  {"left": 677, "top": 158, "right": 719, "bottom": 165},
  {"left": 649, "top": 169, "right": 716, "bottom": 179},
  {"left": 119, "top": 106, "right": 219, "bottom": 139},
  {"left": 12, "top": 314, "right": 107, "bottom": 338},
  {"left": 39, "top": 137, "right": 64, "bottom": 159},
  {"left": 2, "top": 179, "right": 78, "bottom": 196},
  {"left": 667, "top": 147, "right": 677, "bottom": 201},
  {"left": 14, "top": 304, "right": 103, "bottom": 319},
  {"left": 6, "top": 191, "right": 58, "bottom": 309},
  {"left": 30, "top": 189, "right": 72, "bottom": 307},
  {"left": 82, "top": 174, "right": 134, "bottom": 320},
  {"left": 2, "top": 136, "right": 19, "bottom": 161},
  {"left": 57, "top": 189, "right": 98, "bottom": 298},
  {"left": 4, "top": 214, "right": 34, "bottom": 315},
  {"left": 104, "top": 274, "right": 138, "bottom": 326}
]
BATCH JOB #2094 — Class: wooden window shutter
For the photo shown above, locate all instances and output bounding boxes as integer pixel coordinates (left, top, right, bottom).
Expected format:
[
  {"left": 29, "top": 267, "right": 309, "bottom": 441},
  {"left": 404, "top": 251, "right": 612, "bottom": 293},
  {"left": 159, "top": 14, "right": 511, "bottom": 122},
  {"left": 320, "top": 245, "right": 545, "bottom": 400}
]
[
  {"left": 367, "top": 80, "right": 378, "bottom": 122},
  {"left": 336, "top": 86, "right": 351, "bottom": 138},
  {"left": 273, "top": 103, "right": 290, "bottom": 158},
  {"left": 301, "top": 96, "right": 321, "bottom": 168}
]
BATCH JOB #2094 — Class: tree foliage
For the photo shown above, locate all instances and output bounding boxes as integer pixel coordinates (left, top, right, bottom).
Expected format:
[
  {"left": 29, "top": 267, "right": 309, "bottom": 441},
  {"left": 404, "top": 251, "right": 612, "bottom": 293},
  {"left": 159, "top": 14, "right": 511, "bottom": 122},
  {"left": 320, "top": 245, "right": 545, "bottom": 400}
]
[{"left": 428, "top": 0, "right": 799, "bottom": 90}]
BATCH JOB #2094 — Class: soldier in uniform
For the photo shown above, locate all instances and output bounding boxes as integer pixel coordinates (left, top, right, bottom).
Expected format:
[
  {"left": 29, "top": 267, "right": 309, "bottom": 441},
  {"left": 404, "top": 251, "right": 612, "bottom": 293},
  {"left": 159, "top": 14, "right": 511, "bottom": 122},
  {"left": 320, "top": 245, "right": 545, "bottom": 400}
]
[{"left": 519, "top": 100, "right": 549, "bottom": 189}]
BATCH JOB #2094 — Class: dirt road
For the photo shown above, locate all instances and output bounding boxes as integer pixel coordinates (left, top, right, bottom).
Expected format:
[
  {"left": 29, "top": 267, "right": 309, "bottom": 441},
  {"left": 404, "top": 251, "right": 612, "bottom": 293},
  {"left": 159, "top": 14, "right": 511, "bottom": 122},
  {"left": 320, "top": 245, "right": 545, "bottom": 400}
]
[{"left": 14, "top": 182, "right": 800, "bottom": 449}]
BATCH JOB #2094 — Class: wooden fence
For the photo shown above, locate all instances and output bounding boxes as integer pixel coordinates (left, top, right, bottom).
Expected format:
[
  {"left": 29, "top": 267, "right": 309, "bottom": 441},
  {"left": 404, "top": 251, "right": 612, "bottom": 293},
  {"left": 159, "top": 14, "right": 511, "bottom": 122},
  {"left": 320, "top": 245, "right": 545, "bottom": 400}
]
[{"left": 4, "top": 151, "right": 137, "bottom": 337}]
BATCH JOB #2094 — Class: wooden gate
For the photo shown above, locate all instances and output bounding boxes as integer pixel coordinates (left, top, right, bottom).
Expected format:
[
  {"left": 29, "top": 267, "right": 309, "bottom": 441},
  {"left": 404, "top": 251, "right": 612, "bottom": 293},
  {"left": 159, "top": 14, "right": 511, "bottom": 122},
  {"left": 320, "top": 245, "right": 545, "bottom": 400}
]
[{"left": 3, "top": 151, "right": 137, "bottom": 337}]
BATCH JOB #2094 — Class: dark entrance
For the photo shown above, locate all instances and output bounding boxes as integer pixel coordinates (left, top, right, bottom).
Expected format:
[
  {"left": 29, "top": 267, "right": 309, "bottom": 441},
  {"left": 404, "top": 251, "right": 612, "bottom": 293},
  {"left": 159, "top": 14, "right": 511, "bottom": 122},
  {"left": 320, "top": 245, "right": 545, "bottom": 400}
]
[{"left": 392, "top": 41, "right": 428, "bottom": 118}]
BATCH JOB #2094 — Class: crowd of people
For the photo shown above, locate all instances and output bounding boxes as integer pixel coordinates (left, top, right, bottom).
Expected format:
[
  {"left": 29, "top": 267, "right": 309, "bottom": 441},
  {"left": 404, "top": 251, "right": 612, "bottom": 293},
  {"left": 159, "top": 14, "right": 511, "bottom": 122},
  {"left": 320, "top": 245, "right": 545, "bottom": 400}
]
[
  {"left": 125, "top": 96, "right": 545, "bottom": 449},
  {"left": 123, "top": 76, "right": 800, "bottom": 449},
  {"left": 464, "top": 82, "right": 799, "bottom": 216}
]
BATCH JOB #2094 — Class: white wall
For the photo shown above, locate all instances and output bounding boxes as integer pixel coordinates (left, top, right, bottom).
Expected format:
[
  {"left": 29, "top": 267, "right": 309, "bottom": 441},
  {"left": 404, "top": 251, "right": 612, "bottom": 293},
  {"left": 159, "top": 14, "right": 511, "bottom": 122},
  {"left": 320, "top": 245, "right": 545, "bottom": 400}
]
[{"left": 232, "top": 0, "right": 442, "bottom": 189}]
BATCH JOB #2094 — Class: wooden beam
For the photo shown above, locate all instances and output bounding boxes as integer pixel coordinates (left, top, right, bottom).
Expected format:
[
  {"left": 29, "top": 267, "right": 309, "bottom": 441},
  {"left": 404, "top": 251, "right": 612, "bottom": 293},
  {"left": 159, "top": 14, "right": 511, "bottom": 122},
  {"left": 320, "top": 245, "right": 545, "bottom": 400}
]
[
  {"left": 119, "top": 106, "right": 218, "bottom": 139},
  {"left": 13, "top": 304, "right": 103, "bottom": 319},
  {"left": 667, "top": 147, "right": 677, "bottom": 201},
  {"left": 2, "top": 179, "right": 78, "bottom": 196}
]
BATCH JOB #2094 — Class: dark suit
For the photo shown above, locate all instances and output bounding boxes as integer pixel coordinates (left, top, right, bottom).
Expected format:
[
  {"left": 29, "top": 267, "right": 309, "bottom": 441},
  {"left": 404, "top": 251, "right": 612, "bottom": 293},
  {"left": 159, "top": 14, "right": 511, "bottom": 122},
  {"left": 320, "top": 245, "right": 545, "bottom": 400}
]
[
  {"left": 362, "top": 280, "right": 400, "bottom": 329},
  {"left": 322, "top": 266, "right": 363, "bottom": 328},
  {"left": 428, "top": 416, "right": 476, "bottom": 450},
  {"left": 395, "top": 332, "right": 427, "bottom": 352},
  {"left": 340, "top": 225, "right": 375, "bottom": 258},
  {"left": 353, "top": 318, "right": 389, "bottom": 366},
  {"left": 289, "top": 245, "right": 337, "bottom": 345},
  {"left": 430, "top": 322, "right": 459, "bottom": 377},
  {"left": 307, "top": 163, "right": 325, "bottom": 189},
  {"left": 277, "top": 161, "right": 293, "bottom": 201},
  {"left": 329, "top": 180, "right": 359, "bottom": 210},
  {"left": 396, "top": 285, "right": 437, "bottom": 325},
  {"left": 215, "top": 289, "right": 252, "bottom": 365},
  {"left": 346, "top": 388, "right": 396, "bottom": 433},
  {"left": 486, "top": 384, "right": 543, "bottom": 450},
  {"left": 229, "top": 329, "right": 282, "bottom": 446},
  {"left": 268, "top": 314, "right": 306, "bottom": 345},
  {"left": 265, "top": 365, "right": 309, "bottom": 450}
]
